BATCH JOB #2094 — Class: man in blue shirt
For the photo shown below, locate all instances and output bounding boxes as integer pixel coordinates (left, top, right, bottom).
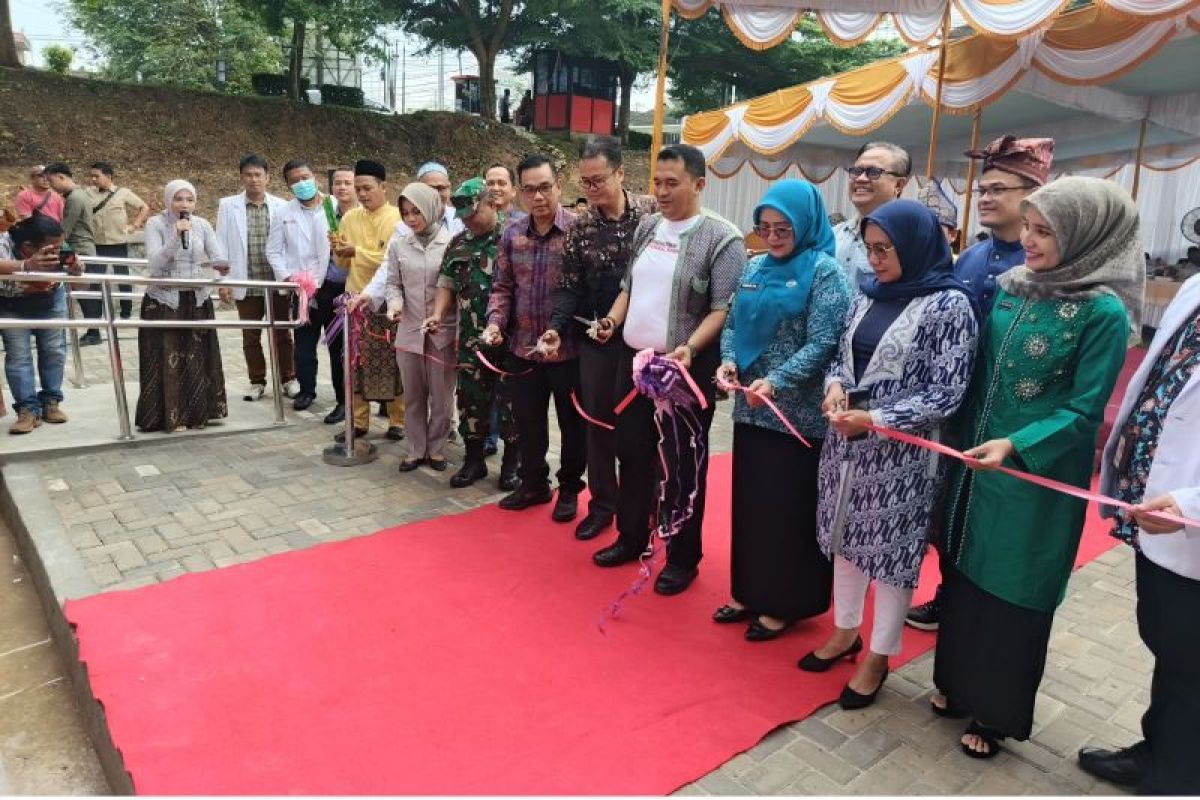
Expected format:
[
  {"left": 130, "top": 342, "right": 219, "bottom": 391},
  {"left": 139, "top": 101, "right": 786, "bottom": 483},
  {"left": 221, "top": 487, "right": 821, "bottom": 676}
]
[
  {"left": 907, "top": 134, "right": 1055, "bottom": 633},
  {"left": 952, "top": 135, "right": 1055, "bottom": 318}
]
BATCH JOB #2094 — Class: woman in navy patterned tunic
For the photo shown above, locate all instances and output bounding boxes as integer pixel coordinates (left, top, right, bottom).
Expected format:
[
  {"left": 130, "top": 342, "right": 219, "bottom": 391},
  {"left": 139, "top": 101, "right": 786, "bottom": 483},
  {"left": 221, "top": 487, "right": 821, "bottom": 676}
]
[{"left": 798, "top": 199, "right": 979, "bottom": 710}]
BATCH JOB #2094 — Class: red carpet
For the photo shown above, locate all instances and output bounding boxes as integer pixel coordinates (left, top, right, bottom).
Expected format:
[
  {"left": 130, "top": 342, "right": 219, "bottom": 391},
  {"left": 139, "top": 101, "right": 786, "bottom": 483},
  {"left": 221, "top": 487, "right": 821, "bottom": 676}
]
[{"left": 66, "top": 454, "right": 1119, "bottom": 795}]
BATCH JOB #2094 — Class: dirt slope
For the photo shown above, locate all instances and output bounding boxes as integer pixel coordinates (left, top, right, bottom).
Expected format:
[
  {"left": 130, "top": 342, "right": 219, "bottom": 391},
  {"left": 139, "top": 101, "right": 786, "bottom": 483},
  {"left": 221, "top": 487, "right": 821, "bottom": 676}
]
[{"left": 0, "top": 68, "right": 649, "bottom": 218}]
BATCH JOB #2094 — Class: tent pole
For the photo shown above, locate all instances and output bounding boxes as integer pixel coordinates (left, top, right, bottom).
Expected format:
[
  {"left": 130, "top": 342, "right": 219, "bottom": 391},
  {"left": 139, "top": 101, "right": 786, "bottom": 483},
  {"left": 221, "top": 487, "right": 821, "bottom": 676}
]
[
  {"left": 651, "top": 0, "right": 672, "bottom": 175},
  {"left": 925, "top": 1, "right": 953, "bottom": 181},
  {"left": 1131, "top": 117, "right": 1149, "bottom": 201},
  {"left": 960, "top": 106, "right": 983, "bottom": 238}
]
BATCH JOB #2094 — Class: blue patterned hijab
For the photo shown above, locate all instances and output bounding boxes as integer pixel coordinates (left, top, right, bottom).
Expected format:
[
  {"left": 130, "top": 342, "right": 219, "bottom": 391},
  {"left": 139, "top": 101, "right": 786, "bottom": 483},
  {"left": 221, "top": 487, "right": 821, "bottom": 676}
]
[
  {"left": 859, "top": 199, "right": 977, "bottom": 317},
  {"left": 733, "top": 179, "right": 835, "bottom": 371}
]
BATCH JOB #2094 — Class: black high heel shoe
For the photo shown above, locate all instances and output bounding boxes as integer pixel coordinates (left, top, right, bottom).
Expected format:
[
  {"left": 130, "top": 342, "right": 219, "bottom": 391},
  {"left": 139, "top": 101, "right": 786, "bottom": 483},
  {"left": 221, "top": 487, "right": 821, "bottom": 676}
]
[
  {"left": 797, "top": 635, "right": 864, "bottom": 672},
  {"left": 745, "top": 617, "right": 794, "bottom": 642},
  {"left": 839, "top": 668, "right": 888, "bottom": 710},
  {"left": 712, "top": 604, "right": 752, "bottom": 624}
]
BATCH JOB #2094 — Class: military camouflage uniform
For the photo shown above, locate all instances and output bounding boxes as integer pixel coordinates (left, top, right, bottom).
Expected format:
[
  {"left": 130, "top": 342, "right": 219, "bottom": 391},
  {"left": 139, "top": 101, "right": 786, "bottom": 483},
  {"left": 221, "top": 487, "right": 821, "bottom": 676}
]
[{"left": 438, "top": 222, "right": 517, "bottom": 445}]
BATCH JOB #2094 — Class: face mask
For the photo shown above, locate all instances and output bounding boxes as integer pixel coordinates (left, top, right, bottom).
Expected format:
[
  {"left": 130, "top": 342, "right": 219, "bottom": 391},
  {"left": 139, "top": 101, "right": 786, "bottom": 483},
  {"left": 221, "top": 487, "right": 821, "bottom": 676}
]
[{"left": 291, "top": 178, "right": 318, "bottom": 202}]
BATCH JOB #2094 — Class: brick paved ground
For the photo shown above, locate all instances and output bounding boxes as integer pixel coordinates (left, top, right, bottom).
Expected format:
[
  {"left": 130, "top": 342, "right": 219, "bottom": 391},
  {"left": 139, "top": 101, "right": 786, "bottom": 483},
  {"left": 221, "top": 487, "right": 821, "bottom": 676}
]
[{"left": 10, "top": 293, "right": 1145, "bottom": 794}]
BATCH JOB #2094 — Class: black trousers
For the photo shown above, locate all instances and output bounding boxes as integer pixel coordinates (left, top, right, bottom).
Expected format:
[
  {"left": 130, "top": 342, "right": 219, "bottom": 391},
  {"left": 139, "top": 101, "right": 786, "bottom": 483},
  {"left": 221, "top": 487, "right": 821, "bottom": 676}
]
[
  {"left": 508, "top": 355, "right": 586, "bottom": 493},
  {"left": 577, "top": 338, "right": 621, "bottom": 518},
  {"left": 294, "top": 279, "right": 345, "bottom": 404},
  {"left": 83, "top": 244, "right": 133, "bottom": 320},
  {"left": 614, "top": 345, "right": 719, "bottom": 571},
  {"left": 1136, "top": 552, "right": 1200, "bottom": 794}
]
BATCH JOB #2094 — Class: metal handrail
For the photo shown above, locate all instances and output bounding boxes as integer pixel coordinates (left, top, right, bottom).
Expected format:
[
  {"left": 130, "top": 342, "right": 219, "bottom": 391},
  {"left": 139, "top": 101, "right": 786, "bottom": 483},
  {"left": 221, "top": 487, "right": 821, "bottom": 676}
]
[{"left": 0, "top": 269, "right": 302, "bottom": 442}]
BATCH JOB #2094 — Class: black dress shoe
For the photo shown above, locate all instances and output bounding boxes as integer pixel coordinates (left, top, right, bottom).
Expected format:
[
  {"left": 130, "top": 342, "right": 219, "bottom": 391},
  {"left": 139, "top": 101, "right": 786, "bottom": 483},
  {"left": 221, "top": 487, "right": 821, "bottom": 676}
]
[
  {"left": 334, "top": 427, "right": 369, "bottom": 444},
  {"left": 323, "top": 403, "right": 345, "bottom": 424},
  {"left": 713, "top": 604, "right": 752, "bottom": 624},
  {"left": 385, "top": 425, "right": 405, "bottom": 441},
  {"left": 79, "top": 331, "right": 103, "bottom": 346},
  {"left": 745, "top": 618, "right": 794, "bottom": 642},
  {"left": 654, "top": 564, "right": 699, "bottom": 596},
  {"left": 450, "top": 458, "right": 487, "bottom": 488},
  {"left": 551, "top": 490, "right": 578, "bottom": 523},
  {"left": 398, "top": 457, "right": 425, "bottom": 472},
  {"left": 428, "top": 457, "right": 448, "bottom": 472},
  {"left": 1077, "top": 744, "right": 1148, "bottom": 788},
  {"left": 839, "top": 669, "right": 888, "bottom": 710},
  {"left": 592, "top": 541, "right": 643, "bottom": 568},
  {"left": 293, "top": 393, "right": 316, "bottom": 411},
  {"left": 498, "top": 484, "right": 553, "bottom": 511},
  {"left": 797, "top": 635, "right": 864, "bottom": 672},
  {"left": 574, "top": 512, "right": 612, "bottom": 541}
]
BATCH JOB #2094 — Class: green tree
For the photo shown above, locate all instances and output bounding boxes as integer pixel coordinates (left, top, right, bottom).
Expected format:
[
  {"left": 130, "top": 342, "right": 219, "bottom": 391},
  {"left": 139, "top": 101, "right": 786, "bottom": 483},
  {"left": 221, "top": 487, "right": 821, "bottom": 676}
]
[
  {"left": 239, "top": 0, "right": 396, "bottom": 100},
  {"left": 511, "top": 0, "right": 659, "bottom": 141},
  {"left": 391, "top": 0, "right": 519, "bottom": 121},
  {"left": 43, "top": 44, "right": 75, "bottom": 74},
  {"left": 64, "top": 0, "right": 282, "bottom": 94},
  {"left": 667, "top": 14, "right": 907, "bottom": 115}
]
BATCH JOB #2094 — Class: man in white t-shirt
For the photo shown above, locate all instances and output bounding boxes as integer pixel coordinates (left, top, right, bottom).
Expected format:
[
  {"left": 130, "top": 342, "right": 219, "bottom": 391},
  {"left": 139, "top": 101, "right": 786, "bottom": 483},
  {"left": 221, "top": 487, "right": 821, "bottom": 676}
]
[{"left": 589, "top": 144, "right": 744, "bottom": 596}]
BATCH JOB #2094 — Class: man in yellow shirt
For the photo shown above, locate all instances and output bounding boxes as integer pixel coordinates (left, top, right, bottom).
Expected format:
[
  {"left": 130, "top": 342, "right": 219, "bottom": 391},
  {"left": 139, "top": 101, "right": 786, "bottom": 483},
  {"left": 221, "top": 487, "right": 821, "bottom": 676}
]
[{"left": 332, "top": 160, "right": 405, "bottom": 441}]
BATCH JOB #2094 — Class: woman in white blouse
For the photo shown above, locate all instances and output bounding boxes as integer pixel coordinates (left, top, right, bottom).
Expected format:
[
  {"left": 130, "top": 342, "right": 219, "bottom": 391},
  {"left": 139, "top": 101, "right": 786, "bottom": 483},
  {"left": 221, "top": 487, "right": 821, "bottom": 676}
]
[{"left": 136, "top": 179, "right": 228, "bottom": 432}]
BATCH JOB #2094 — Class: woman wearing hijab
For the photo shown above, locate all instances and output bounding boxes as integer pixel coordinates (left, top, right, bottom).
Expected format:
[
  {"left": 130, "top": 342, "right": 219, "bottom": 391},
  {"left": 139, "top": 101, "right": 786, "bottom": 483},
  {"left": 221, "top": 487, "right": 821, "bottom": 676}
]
[
  {"left": 933, "top": 176, "right": 1142, "bottom": 759},
  {"left": 799, "top": 199, "right": 979, "bottom": 710},
  {"left": 356, "top": 183, "right": 457, "bottom": 472},
  {"left": 714, "top": 179, "right": 852, "bottom": 640},
  {"left": 136, "top": 180, "right": 228, "bottom": 432}
]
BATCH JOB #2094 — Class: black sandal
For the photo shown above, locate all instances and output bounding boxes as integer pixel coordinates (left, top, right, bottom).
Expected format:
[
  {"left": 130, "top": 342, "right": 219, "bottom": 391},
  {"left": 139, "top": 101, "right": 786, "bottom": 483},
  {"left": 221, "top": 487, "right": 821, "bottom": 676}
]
[{"left": 960, "top": 720, "right": 1004, "bottom": 759}]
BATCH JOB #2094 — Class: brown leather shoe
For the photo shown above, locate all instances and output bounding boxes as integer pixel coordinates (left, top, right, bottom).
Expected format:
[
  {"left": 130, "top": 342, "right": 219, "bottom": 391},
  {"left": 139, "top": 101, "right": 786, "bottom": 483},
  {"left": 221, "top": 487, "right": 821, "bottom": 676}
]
[
  {"left": 42, "top": 402, "right": 68, "bottom": 424},
  {"left": 9, "top": 410, "right": 41, "bottom": 435}
]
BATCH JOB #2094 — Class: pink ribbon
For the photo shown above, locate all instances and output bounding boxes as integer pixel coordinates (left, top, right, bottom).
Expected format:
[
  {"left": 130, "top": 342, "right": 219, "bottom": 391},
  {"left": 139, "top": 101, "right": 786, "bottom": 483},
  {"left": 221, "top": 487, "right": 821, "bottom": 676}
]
[
  {"left": 473, "top": 348, "right": 532, "bottom": 377},
  {"left": 863, "top": 423, "right": 1200, "bottom": 530},
  {"left": 289, "top": 272, "right": 318, "bottom": 326},
  {"left": 570, "top": 390, "right": 615, "bottom": 431},
  {"left": 717, "top": 376, "right": 812, "bottom": 448}
]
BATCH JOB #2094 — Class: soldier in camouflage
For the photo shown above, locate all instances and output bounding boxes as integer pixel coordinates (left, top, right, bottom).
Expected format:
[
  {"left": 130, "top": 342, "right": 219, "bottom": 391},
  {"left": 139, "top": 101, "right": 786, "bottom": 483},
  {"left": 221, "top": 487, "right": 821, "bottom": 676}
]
[{"left": 425, "top": 177, "right": 520, "bottom": 490}]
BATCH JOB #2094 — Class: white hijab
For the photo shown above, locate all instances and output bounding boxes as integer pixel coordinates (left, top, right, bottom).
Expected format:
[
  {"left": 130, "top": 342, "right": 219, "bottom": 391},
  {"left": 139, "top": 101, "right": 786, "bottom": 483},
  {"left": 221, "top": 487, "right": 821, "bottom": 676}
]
[{"left": 161, "top": 179, "right": 197, "bottom": 222}]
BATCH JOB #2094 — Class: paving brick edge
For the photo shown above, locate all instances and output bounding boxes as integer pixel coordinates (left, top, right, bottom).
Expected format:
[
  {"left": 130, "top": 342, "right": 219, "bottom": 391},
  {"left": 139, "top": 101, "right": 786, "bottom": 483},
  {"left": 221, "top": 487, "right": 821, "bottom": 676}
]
[{"left": 1, "top": 462, "right": 133, "bottom": 795}]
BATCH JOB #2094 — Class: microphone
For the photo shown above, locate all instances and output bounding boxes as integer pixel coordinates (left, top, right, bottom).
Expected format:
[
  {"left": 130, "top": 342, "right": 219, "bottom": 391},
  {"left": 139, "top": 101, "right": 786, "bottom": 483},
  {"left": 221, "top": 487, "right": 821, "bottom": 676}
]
[{"left": 179, "top": 210, "right": 190, "bottom": 250}]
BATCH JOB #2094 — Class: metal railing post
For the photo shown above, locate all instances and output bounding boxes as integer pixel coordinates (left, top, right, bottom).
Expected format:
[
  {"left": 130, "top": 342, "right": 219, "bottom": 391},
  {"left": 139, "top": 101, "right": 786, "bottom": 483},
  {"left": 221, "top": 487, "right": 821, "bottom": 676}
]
[
  {"left": 65, "top": 283, "right": 87, "bottom": 388},
  {"left": 323, "top": 303, "right": 376, "bottom": 466},
  {"left": 100, "top": 282, "right": 134, "bottom": 441},
  {"left": 263, "top": 290, "right": 286, "bottom": 426}
]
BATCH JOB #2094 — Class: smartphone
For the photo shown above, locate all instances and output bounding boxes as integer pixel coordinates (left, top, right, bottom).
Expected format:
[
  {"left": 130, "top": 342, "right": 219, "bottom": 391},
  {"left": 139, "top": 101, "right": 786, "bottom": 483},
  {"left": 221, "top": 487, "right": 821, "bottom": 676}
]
[{"left": 57, "top": 244, "right": 75, "bottom": 271}]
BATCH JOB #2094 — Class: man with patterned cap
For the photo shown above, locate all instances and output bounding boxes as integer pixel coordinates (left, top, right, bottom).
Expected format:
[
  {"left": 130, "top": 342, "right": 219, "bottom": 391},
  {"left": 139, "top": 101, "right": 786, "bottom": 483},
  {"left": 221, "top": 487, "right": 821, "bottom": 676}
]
[
  {"left": 907, "top": 134, "right": 1054, "bottom": 633},
  {"left": 952, "top": 135, "right": 1055, "bottom": 317},
  {"left": 918, "top": 179, "right": 960, "bottom": 249},
  {"left": 424, "top": 177, "right": 520, "bottom": 491}
]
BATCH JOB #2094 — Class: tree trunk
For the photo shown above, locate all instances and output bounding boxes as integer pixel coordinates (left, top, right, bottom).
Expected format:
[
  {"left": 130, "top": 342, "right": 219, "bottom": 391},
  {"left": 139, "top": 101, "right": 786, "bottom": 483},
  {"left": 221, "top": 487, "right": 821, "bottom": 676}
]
[
  {"left": 288, "top": 17, "right": 307, "bottom": 101},
  {"left": 476, "top": 47, "right": 497, "bottom": 121},
  {"left": 617, "top": 65, "right": 635, "bottom": 143},
  {"left": 0, "top": 0, "right": 22, "bottom": 69}
]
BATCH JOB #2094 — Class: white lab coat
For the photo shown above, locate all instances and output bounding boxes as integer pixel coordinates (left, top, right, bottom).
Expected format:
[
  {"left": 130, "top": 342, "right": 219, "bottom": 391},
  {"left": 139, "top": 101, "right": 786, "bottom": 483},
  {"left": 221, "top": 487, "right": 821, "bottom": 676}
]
[
  {"left": 1100, "top": 274, "right": 1200, "bottom": 580},
  {"left": 215, "top": 191, "right": 287, "bottom": 301},
  {"left": 265, "top": 197, "right": 332, "bottom": 290}
]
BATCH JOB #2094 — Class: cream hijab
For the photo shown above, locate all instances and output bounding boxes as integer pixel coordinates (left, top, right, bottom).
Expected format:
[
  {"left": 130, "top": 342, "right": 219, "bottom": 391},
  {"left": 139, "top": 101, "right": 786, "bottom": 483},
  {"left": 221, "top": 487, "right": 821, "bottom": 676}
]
[
  {"left": 399, "top": 182, "right": 443, "bottom": 244},
  {"left": 998, "top": 176, "right": 1144, "bottom": 332}
]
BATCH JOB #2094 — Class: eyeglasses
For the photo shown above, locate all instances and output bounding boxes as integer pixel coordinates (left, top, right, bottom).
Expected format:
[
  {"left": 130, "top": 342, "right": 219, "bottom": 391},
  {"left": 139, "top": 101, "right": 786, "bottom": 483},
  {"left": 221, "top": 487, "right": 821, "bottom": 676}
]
[
  {"left": 977, "top": 183, "right": 1035, "bottom": 198},
  {"left": 847, "top": 166, "right": 905, "bottom": 181},
  {"left": 864, "top": 243, "right": 897, "bottom": 259},
  {"left": 579, "top": 173, "right": 614, "bottom": 190},
  {"left": 520, "top": 182, "right": 556, "bottom": 197},
  {"left": 753, "top": 224, "right": 794, "bottom": 240}
]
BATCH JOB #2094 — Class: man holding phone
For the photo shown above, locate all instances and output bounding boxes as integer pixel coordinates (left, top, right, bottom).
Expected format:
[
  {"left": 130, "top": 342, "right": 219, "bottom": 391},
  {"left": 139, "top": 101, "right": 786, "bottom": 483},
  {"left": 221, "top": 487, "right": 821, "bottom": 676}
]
[{"left": 0, "top": 215, "right": 83, "bottom": 434}]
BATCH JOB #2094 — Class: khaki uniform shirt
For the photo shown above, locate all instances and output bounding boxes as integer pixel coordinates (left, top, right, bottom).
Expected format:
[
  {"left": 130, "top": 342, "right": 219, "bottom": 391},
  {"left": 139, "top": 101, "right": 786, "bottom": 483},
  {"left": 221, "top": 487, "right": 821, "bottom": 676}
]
[{"left": 84, "top": 186, "right": 148, "bottom": 245}]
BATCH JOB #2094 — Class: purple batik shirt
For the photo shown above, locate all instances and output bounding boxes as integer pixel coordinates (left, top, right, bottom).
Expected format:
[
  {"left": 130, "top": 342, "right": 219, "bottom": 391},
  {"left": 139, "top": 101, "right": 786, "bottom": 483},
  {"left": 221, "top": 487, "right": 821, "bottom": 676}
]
[{"left": 486, "top": 205, "right": 578, "bottom": 362}]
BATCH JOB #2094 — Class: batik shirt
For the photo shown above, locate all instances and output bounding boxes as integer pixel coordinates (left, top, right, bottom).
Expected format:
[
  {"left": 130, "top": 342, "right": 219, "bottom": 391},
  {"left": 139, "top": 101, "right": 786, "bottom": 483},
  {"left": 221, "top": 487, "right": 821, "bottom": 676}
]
[
  {"left": 549, "top": 191, "right": 656, "bottom": 334},
  {"left": 1112, "top": 310, "right": 1200, "bottom": 547},
  {"left": 438, "top": 221, "right": 502, "bottom": 355}
]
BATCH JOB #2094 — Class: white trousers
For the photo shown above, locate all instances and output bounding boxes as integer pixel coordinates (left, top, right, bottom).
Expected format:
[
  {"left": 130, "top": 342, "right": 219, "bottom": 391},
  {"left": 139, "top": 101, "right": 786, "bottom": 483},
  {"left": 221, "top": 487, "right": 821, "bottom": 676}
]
[{"left": 832, "top": 555, "right": 914, "bottom": 656}]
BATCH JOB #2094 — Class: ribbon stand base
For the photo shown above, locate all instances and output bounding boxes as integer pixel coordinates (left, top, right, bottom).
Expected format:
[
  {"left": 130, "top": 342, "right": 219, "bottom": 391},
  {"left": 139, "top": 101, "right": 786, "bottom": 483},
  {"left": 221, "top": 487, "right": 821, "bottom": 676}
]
[
  {"left": 322, "top": 438, "right": 378, "bottom": 467},
  {"left": 322, "top": 304, "right": 380, "bottom": 467}
]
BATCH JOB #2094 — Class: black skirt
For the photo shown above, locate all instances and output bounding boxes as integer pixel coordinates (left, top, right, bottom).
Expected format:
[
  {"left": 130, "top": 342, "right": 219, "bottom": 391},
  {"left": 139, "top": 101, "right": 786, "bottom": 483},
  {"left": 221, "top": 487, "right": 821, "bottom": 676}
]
[
  {"left": 933, "top": 562, "right": 1053, "bottom": 740},
  {"left": 135, "top": 291, "right": 228, "bottom": 432},
  {"left": 730, "top": 423, "right": 830, "bottom": 621}
]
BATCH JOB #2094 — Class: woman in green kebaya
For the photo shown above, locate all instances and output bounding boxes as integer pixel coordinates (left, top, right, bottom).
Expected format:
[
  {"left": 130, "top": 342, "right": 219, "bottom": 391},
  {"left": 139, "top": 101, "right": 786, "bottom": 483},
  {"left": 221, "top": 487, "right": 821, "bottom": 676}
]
[{"left": 932, "top": 176, "right": 1144, "bottom": 759}]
